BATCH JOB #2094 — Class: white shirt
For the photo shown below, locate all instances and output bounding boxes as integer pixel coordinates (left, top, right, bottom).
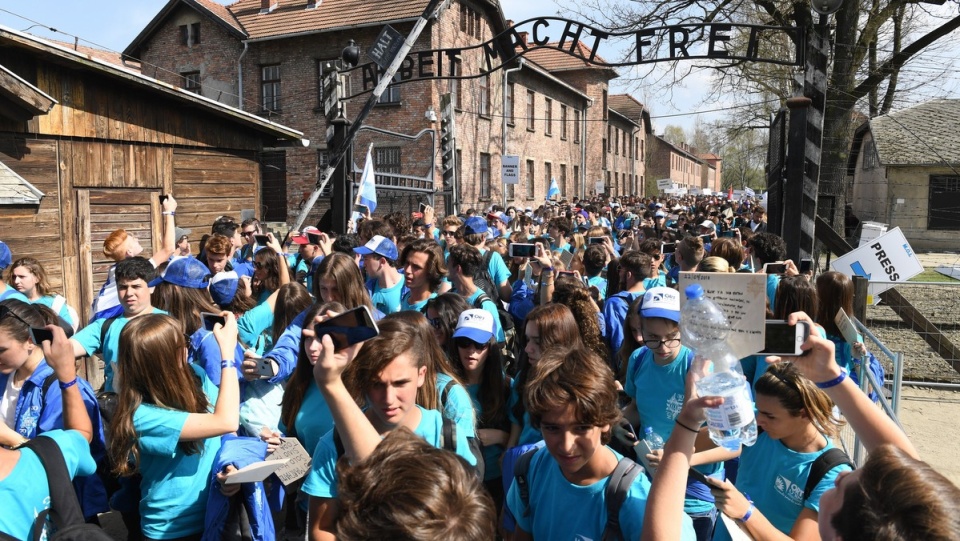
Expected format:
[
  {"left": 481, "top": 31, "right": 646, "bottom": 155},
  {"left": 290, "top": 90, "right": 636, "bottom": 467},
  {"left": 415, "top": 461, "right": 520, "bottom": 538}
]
[{"left": 0, "top": 375, "right": 23, "bottom": 429}]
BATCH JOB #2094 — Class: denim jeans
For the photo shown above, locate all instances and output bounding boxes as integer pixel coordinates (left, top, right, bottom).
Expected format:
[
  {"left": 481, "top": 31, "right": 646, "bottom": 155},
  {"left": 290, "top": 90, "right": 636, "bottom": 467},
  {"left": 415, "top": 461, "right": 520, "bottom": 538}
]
[{"left": 689, "top": 507, "right": 718, "bottom": 541}]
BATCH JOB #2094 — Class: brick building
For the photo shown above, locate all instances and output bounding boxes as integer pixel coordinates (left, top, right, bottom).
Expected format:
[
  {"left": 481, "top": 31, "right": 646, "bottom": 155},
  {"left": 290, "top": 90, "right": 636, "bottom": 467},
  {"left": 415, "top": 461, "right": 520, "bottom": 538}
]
[
  {"left": 124, "top": 0, "right": 654, "bottom": 223},
  {"left": 646, "top": 135, "right": 713, "bottom": 194}
]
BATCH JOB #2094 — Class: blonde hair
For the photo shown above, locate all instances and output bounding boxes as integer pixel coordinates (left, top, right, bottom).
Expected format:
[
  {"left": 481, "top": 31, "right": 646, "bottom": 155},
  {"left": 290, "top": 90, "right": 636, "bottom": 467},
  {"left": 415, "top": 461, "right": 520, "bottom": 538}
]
[{"left": 697, "top": 256, "right": 733, "bottom": 273}]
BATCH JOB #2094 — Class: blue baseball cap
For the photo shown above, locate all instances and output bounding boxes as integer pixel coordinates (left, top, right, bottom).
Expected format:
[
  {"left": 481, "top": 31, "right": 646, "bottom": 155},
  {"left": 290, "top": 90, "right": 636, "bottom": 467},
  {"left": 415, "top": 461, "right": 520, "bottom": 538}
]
[
  {"left": 0, "top": 241, "right": 10, "bottom": 271},
  {"left": 464, "top": 216, "right": 488, "bottom": 236},
  {"left": 452, "top": 309, "right": 496, "bottom": 344},
  {"left": 209, "top": 271, "right": 239, "bottom": 307},
  {"left": 639, "top": 287, "right": 681, "bottom": 322},
  {"left": 354, "top": 235, "right": 398, "bottom": 260},
  {"left": 162, "top": 256, "right": 211, "bottom": 289}
]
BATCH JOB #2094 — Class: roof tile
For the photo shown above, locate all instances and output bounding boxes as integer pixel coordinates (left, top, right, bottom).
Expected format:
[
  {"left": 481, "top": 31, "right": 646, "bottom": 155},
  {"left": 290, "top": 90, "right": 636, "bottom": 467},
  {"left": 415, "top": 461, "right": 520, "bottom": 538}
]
[
  {"left": 522, "top": 41, "right": 612, "bottom": 73},
  {"left": 228, "top": 0, "right": 428, "bottom": 40},
  {"left": 870, "top": 99, "right": 960, "bottom": 166},
  {"left": 194, "top": 0, "right": 246, "bottom": 35}
]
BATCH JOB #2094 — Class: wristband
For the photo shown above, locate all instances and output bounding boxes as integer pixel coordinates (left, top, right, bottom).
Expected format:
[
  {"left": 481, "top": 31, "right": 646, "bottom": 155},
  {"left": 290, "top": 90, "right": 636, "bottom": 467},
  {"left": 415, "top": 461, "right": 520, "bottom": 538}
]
[
  {"left": 221, "top": 359, "right": 239, "bottom": 370},
  {"left": 542, "top": 266, "right": 554, "bottom": 272},
  {"left": 815, "top": 368, "right": 848, "bottom": 389},
  {"left": 424, "top": 223, "right": 433, "bottom": 228},
  {"left": 740, "top": 499, "right": 754, "bottom": 522},
  {"left": 58, "top": 378, "right": 78, "bottom": 390},
  {"left": 162, "top": 211, "right": 176, "bottom": 216},
  {"left": 675, "top": 419, "right": 701, "bottom": 434}
]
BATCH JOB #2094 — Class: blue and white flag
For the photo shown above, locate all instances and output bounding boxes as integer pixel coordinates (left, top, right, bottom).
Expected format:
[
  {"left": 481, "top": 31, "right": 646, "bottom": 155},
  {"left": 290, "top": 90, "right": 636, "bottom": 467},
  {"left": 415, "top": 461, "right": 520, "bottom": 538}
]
[
  {"left": 546, "top": 177, "right": 560, "bottom": 201},
  {"left": 744, "top": 187, "right": 756, "bottom": 198},
  {"left": 356, "top": 144, "right": 377, "bottom": 214}
]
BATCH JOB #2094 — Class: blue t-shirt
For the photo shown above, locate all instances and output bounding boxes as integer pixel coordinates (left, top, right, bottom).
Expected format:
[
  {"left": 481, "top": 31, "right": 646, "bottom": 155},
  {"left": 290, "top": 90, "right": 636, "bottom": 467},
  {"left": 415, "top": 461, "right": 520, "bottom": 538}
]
[
  {"left": 478, "top": 248, "right": 511, "bottom": 288},
  {"left": 0, "top": 430, "right": 96, "bottom": 541},
  {"left": 286, "top": 383, "right": 334, "bottom": 459},
  {"left": 642, "top": 272, "right": 667, "bottom": 291},
  {"left": 301, "top": 406, "right": 477, "bottom": 499},
  {"left": 505, "top": 446, "right": 696, "bottom": 540},
  {"left": 467, "top": 383, "right": 504, "bottom": 481},
  {"left": 133, "top": 364, "right": 221, "bottom": 540},
  {"left": 237, "top": 301, "right": 274, "bottom": 355},
  {"left": 436, "top": 372, "right": 478, "bottom": 439},
  {"left": 766, "top": 272, "right": 781, "bottom": 310},
  {"left": 0, "top": 284, "right": 28, "bottom": 302},
  {"left": 713, "top": 433, "right": 851, "bottom": 541},
  {"left": 624, "top": 346, "right": 721, "bottom": 513},
  {"left": 587, "top": 275, "right": 607, "bottom": 301},
  {"left": 465, "top": 289, "right": 505, "bottom": 343},
  {"left": 367, "top": 275, "right": 406, "bottom": 316},
  {"left": 399, "top": 290, "right": 436, "bottom": 313},
  {"left": 603, "top": 291, "right": 642, "bottom": 368},
  {"left": 32, "top": 294, "right": 77, "bottom": 328},
  {"left": 71, "top": 307, "right": 169, "bottom": 392}
]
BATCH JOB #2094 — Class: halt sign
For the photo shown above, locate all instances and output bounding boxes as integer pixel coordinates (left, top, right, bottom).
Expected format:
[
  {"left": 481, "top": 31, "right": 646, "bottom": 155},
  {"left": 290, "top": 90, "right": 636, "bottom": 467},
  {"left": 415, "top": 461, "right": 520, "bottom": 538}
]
[
  {"left": 501, "top": 155, "right": 519, "bottom": 185},
  {"left": 831, "top": 227, "right": 922, "bottom": 300}
]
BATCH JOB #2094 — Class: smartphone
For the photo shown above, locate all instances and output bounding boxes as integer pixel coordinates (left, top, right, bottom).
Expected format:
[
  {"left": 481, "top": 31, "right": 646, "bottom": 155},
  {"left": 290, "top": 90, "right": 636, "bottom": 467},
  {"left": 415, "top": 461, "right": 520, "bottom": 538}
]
[
  {"left": 721, "top": 230, "right": 737, "bottom": 238},
  {"left": 661, "top": 242, "right": 676, "bottom": 254},
  {"left": 558, "top": 249, "right": 574, "bottom": 269},
  {"left": 314, "top": 306, "right": 380, "bottom": 351},
  {"left": 159, "top": 194, "right": 168, "bottom": 205},
  {"left": 254, "top": 357, "right": 275, "bottom": 378},
  {"left": 30, "top": 327, "right": 54, "bottom": 345},
  {"left": 307, "top": 232, "right": 323, "bottom": 246},
  {"left": 763, "top": 262, "right": 788, "bottom": 274},
  {"left": 687, "top": 468, "right": 711, "bottom": 485},
  {"left": 557, "top": 270, "right": 577, "bottom": 278},
  {"left": 419, "top": 202, "right": 427, "bottom": 214},
  {"left": 699, "top": 234, "right": 713, "bottom": 243},
  {"left": 353, "top": 204, "right": 369, "bottom": 215},
  {"left": 201, "top": 312, "right": 226, "bottom": 332},
  {"left": 254, "top": 234, "right": 270, "bottom": 246},
  {"left": 588, "top": 236, "right": 605, "bottom": 245},
  {"left": 509, "top": 243, "right": 537, "bottom": 258},
  {"left": 799, "top": 258, "right": 812, "bottom": 274},
  {"left": 760, "top": 320, "right": 811, "bottom": 355}
]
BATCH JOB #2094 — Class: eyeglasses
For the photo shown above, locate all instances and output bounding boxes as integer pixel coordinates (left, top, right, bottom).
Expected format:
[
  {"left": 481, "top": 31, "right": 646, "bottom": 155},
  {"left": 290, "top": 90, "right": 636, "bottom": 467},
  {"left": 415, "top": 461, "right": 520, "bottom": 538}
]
[
  {"left": 241, "top": 231, "right": 257, "bottom": 237},
  {"left": 455, "top": 337, "right": 490, "bottom": 350},
  {"left": 442, "top": 230, "right": 457, "bottom": 237},
  {"left": 427, "top": 317, "right": 443, "bottom": 329},
  {"left": 642, "top": 337, "right": 681, "bottom": 349}
]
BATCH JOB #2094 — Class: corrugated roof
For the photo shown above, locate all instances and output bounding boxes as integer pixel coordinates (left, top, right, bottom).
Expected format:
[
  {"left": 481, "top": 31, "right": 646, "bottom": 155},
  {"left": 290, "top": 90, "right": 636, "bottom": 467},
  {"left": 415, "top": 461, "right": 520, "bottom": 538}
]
[
  {"left": 522, "top": 41, "right": 615, "bottom": 75},
  {"left": 0, "top": 159, "right": 44, "bottom": 205},
  {"left": 46, "top": 39, "right": 139, "bottom": 70},
  {"left": 870, "top": 99, "right": 960, "bottom": 165},
  {"left": 229, "top": 0, "right": 427, "bottom": 40}
]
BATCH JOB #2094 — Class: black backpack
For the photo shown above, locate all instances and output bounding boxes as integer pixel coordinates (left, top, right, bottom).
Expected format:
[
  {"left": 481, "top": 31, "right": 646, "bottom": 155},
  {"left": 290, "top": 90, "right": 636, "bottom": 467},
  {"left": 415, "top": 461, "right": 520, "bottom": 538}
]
[
  {"left": 474, "top": 250, "right": 502, "bottom": 305},
  {"left": 513, "top": 448, "right": 643, "bottom": 541},
  {"left": 440, "top": 379, "right": 486, "bottom": 481},
  {"left": 804, "top": 448, "right": 854, "bottom": 502},
  {"left": 0, "top": 437, "right": 113, "bottom": 541}
]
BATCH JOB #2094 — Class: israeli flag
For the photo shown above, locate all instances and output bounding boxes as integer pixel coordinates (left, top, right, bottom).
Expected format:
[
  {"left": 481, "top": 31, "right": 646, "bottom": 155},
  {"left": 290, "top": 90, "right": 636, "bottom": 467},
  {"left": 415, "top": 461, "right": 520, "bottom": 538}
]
[
  {"left": 745, "top": 187, "right": 756, "bottom": 198},
  {"left": 546, "top": 177, "right": 560, "bottom": 200},
  {"left": 352, "top": 145, "right": 377, "bottom": 230}
]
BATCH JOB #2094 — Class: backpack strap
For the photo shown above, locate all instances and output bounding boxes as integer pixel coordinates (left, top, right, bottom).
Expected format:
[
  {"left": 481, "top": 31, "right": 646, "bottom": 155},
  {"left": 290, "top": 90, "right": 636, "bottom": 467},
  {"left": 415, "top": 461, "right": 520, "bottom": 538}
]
[
  {"left": 99, "top": 317, "right": 118, "bottom": 351},
  {"left": 601, "top": 458, "right": 644, "bottom": 541},
  {"left": 20, "top": 436, "right": 86, "bottom": 540},
  {"left": 513, "top": 448, "right": 538, "bottom": 518},
  {"left": 440, "top": 378, "right": 457, "bottom": 408},
  {"left": 473, "top": 293, "right": 492, "bottom": 310},
  {"left": 803, "top": 448, "right": 854, "bottom": 503},
  {"left": 38, "top": 373, "right": 58, "bottom": 420},
  {"left": 332, "top": 428, "right": 346, "bottom": 460},
  {"left": 441, "top": 416, "right": 456, "bottom": 452},
  {"left": 482, "top": 248, "right": 495, "bottom": 269},
  {"left": 50, "top": 295, "right": 66, "bottom": 317}
]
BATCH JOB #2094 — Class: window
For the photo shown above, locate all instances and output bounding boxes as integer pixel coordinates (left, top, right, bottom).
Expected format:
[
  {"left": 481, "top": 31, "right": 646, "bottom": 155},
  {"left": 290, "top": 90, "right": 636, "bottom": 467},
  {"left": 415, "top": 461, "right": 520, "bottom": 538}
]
[
  {"left": 544, "top": 162, "right": 552, "bottom": 198},
  {"left": 614, "top": 129, "right": 619, "bottom": 155},
  {"left": 507, "top": 183, "right": 515, "bottom": 201},
  {"left": 559, "top": 164, "right": 567, "bottom": 197},
  {"left": 526, "top": 160, "right": 535, "bottom": 199},
  {"left": 573, "top": 165, "right": 579, "bottom": 197},
  {"left": 478, "top": 74, "right": 490, "bottom": 116},
  {"left": 602, "top": 90, "right": 608, "bottom": 119},
  {"left": 456, "top": 149, "right": 462, "bottom": 190},
  {"left": 261, "top": 151, "right": 286, "bottom": 222},
  {"left": 378, "top": 74, "right": 401, "bottom": 105},
  {"left": 560, "top": 105, "right": 568, "bottom": 140},
  {"left": 607, "top": 125, "right": 612, "bottom": 153},
  {"left": 628, "top": 137, "right": 633, "bottom": 159},
  {"left": 261, "top": 64, "right": 281, "bottom": 113},
  {"left": 182, "top": 71, "right": 201, "bottom": 94},
  {"left": 863, "top": 139, "right": 879, "bottom": 169},
  {"left": 602, "top": 139, "right": 607, "bottom": 169},
  {"left": 929, "top": 175, "right": 960, "bottom": 230},
  {"left": 453, "top": 63, "right": 462, "bottom": 110},
  {"left": 317, "top": 151, "right": 333, "bottom": 196},
  {"left": 544, "top": 98, "right": 552, "bottom": 135},
  {"left": 574, "top": 109, "right": 581, "bottom": 143},
  {"left": 480, "top": 153, "right": 491, "bottom": 200},
  {"left": 179, "top": 23, "right": 201, "bottom": 46},
  {"left": 506, "top": 83, "right": 515, "bottom": 124},
  {"left": 375, "top": 146, "right": 401, "bottom": 183},
  {"left": 526, "top": 90, "right": 535, "bottom": 131},
  {"left": 460, "top": 4, "right": 481, "bottom": 38}
]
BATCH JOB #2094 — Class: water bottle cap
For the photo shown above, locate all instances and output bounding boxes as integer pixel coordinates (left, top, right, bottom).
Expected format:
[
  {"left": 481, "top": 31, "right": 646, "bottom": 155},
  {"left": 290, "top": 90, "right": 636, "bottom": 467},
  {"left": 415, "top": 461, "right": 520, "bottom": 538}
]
[
  {"left": 684, "top": 283, "right": 704, "bottom": 299},
  {"left": 643, "top": 426, "right": 653, "bottom": 435}
]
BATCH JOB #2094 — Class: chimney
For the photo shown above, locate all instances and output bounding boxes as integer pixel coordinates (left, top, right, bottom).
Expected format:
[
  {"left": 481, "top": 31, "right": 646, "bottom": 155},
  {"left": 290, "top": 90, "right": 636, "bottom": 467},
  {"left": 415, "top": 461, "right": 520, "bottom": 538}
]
[
  {"left": 518, "top": 32, "right": 529, "bottom": 46},
  {"left": 306, "top": 0, "right": 318, "bottom": 8},
  {"left": 261, "top": 0, "right": 278, "bottom": 13}
]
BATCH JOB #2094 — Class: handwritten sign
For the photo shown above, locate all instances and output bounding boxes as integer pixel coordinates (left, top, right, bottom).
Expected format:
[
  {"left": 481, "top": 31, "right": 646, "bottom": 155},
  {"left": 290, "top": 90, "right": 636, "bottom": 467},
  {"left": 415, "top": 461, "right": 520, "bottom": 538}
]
[
  {"left": 267, "top": 438, "right": 312, "bottom": 486},
  {"left": 834, "top": 309, "right": 861, "bottom": 359},
  {"left": 679, "top": 272, "right": 766, "bottom": 359}
]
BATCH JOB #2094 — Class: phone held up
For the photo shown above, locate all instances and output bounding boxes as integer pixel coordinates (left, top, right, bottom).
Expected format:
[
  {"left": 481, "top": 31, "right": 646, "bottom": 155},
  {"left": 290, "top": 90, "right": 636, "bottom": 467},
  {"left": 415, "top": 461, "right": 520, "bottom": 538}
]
[
  {"left": 760, "top": 320, "right": 811, "bottom": 356},
  {"left": 509, "top": 243, "right": 537, "bottom": 258},
  {"left": 314, "top": 306, "right": 380, "bottom": 351},
  {"left": 200, "top": 312, "right": 226, "bottom": 332}
]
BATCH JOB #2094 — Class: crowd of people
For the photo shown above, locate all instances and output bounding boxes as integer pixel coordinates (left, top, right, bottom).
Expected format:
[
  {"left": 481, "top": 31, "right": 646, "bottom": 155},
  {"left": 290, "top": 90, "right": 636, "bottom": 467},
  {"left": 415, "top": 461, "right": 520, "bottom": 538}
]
[{"left": 1, "top": 192, "right": 959, "bottom": 541}]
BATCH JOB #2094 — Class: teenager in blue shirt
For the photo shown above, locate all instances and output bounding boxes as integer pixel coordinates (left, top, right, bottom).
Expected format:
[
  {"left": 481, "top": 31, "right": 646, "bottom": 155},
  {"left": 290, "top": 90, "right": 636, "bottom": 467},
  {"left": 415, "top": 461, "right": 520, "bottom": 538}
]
[
  {"left": 603, "top": 251, "right": 651, "bottom": 371},
  {"left": 0, "top": 241, "right": 28, "bottom": 304},
  {"left": 303, "top": 316, "right": 477, "bottom": 540},
  {"left": 356, "top": 235, "right": 405, "bottom": 315},
  {"left": 505, "top": 345, "right": 696, "bottom": 540},
  {"left": 6, "top": 257, "right": 80, "bottom": 330},
  {"left": 398, "top": 239, "right": 447, "bottom": 312},
  {"left": 0, "top": 322, "right": 97, "bottom": 540},
  {"left": 446, "top": 244, "right": 504, "bottom": 343},
  {"left": 109, "top": 312, "right": 243, "bottom": 541}
]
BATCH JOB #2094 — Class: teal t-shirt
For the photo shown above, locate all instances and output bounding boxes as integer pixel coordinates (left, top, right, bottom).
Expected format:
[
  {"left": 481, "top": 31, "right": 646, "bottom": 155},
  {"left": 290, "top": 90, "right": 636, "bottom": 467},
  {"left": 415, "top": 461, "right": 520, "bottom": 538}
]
[
  {"left": 32, "top": 294, "right": 77, "bottom": 328},
  {"left": 132, "top": 364, "right": 221, "bottom": 540},
  {"left": 237, "top": 301, "right": 274, "bottom": 354},
  {"left": 713, "top": 433, "right": 851, "bottom": 541},
  {"left": 369, "top": 275, "right": 406, "bottom": 315},
  {"left": 72, "top": 307, "right": 169, "bottom": 392},
  {"left": 467, "top": 383, "right": 504, "bottom": 481},
  {"left": 0, "top": 284, "right": 28, "bottom": 302},
  {"left": 505, "top": 446, "right": 696, "bottom": 540},
  {"left": 587, "top": 275, "right": 607, "bottom": 301},
  {"left": 465, "top": 289, "right": 505, "bottom": 343},
  {"left": 478, "top": 248, "right": 511, "bottom": 287},
  {"left": 301, "top": 406, "right": 477, "bottom": 499},
  {"left": 0, "top": 430, "right": 96, "bottom": 541},
  {"left": 288, "top": 383, "right": 335, "bottom": 460},
  {"left": 399, "top": 290, "right": 436, "bottom": 313},
  {"left": 624, "top": 346, "right": 721, "bottom": 513},
  {"left": 642, "top": 272, "right": 667, "bottom": 291},
  {"left": 507, "top": 379, "right": 541, "bottom": 447}
]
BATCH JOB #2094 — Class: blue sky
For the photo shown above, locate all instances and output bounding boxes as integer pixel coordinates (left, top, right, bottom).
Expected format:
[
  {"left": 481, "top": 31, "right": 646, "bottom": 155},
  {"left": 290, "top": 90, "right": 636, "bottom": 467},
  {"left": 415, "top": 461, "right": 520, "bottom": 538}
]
[{"left": 0, "top": 0, "right": 721, "bottom": 134}]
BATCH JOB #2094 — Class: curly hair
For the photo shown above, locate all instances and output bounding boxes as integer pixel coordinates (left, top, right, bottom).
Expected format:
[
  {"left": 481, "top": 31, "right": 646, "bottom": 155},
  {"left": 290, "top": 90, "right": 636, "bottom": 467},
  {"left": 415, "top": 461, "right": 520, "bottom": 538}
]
[{"left": 550, "top": 276, "right": 608, "bottom": 362}]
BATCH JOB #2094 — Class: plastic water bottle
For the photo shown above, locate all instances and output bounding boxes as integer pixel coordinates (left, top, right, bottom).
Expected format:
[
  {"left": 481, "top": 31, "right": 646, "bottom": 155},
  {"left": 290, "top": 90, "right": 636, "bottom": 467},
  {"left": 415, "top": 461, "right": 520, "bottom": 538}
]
[
  {"left": 643, "top": 426, "right": 664, "bottom": 451},
  {"left": 681, "top": 283, "right": 758, "bottom": 450}
]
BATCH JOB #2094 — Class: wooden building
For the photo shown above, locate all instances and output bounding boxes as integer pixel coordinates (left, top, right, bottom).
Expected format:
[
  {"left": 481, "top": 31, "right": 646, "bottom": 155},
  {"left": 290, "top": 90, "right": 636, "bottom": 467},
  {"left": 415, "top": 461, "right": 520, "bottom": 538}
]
[{"left": 0, "top": 26, "right": 304, "bottom": 325}]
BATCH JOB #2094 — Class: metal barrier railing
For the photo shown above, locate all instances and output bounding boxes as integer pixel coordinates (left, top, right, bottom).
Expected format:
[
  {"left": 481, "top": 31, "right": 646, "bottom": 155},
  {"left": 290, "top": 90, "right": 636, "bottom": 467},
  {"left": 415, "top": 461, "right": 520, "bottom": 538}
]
[{"left": 838, "top": 318, "right": 904, "bottom": 466}]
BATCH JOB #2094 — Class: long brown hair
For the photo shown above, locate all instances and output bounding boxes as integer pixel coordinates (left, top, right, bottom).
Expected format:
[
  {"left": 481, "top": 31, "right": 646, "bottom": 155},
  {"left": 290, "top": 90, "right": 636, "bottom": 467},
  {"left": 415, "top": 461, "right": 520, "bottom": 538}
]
[
  {"left": 6, "top": 257, "right": 54, "bottom": 297},
  {"left": 109, "top": 314, "right": 211, "bottom": 476},
  {"left": 279, "top": 302, "right": 344, "bottom": 435},
  {"left": 150, "top": 281, "right": 220, "bottom": 335},
  {"left": 513, "top": 303, "right": 583, "bottom": 422},
  {"left": 271, "top": 283, "right": 314, "bottom": 344},
  {"left": 252, "top": 248, "right": 282, "bottom": 297},
  {"left": 312, "top": 252, "right": 374, "bottom": 311},
  {"left": 754, "top": 362, "right": 844, "bottom": 439},
  {"left": 773, "top": 275, "right": 818, "bottom": 320},
  {"left": 815, "top": 271, "right": 854, "bottom": 337},
  {"left": 831, "top": 444, "right": 960, "bottom": 540}
]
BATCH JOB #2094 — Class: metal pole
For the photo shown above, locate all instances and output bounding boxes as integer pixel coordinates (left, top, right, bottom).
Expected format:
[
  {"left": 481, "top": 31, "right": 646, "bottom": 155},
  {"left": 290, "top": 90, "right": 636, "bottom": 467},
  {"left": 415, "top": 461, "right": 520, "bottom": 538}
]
[
  {"left": 893, "top": 352, "right": 904, "bottom": 415},
  {"left": 289, "top": 0, "right": 449, "bottom": 234},
  {"left": 502, "top": 60, "right": 523, "bottom": 208}
]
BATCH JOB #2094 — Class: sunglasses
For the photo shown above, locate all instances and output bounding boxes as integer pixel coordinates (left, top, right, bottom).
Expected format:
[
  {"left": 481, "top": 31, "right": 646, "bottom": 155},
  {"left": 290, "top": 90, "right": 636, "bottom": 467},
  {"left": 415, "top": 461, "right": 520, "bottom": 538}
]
[
  {"left": 455, "top": 337, "right": 489, "bottom": 350},
  {"left": 254, "top": 261, "right": 265, "bottom": 269},
  {"left": 241, "top": 231, "right": 257, "bottom": 237},
  {"left": 442, "top": 230, "right": 457, "bottom": 236},
  {"left": 427, "top": 317, "right": 443, "bottom": 329}
]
